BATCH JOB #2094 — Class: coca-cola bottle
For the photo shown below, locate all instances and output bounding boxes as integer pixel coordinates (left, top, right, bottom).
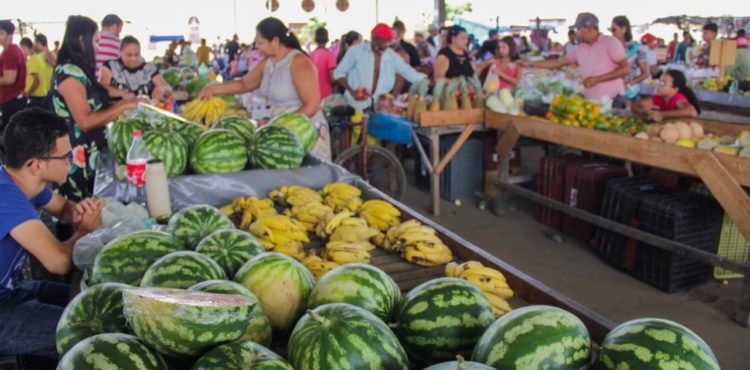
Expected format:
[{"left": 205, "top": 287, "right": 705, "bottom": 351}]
[{"left": 126, "top": 130, "right": 152, "bottom": 207}]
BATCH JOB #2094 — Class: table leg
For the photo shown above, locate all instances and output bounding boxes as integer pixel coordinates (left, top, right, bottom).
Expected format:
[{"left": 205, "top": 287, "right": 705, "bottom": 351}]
[
  {"left": 493, "top": 123, "right": 521, "bottom": 216},
  {"left": 430, "top": 133, "right": 441, "bottom": 216}
]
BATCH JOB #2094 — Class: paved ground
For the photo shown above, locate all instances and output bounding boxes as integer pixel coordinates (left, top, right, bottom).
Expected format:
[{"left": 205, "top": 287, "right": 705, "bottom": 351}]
[{"left": 400, "top": 164, "right": 748, "bottom": 369}]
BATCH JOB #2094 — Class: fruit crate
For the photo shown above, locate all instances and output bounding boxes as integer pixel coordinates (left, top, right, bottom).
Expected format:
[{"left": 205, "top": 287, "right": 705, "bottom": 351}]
[
  {"left": 714, "top": 213, "right": 750, "bottom": 280},
  {"left": 537, "top": 154, "right": 588, "bottom": 231},
  {"left": 634, "top": 192, "right": 723, "bottom": 293},
  {"left": 595, "top": 177, "right": 662, "bottom": 271}
]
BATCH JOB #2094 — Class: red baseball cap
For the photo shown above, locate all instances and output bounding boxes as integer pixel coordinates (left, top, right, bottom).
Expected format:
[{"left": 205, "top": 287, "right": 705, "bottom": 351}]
[
  {"left": 371, "top": 23, "right": 394, "bottom": 40},
  {"left": 640, "top": 33, "right": 657, "bottom": 45}
]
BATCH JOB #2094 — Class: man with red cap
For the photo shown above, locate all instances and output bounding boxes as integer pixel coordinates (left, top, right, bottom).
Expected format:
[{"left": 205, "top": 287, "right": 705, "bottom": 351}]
[
  {"left": 334, "top": 23, "right": 426, "bottom": 111},
  {"left": 640, "top": 33, "right": 659, "bottom": 77}
]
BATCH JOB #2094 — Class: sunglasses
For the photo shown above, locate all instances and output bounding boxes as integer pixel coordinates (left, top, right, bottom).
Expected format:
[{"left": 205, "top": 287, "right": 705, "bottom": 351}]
[{"left": 37, "top": 150, "right": 73, "bottom": 163}]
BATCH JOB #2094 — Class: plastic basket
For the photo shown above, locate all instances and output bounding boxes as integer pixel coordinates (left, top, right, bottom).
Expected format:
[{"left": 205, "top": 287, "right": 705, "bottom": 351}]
[{"left": 714, "top": 213, "right": 750, "bottom": 280}]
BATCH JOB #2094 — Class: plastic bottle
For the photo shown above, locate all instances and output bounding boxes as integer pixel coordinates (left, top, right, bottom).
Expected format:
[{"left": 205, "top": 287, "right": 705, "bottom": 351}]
[
  {"left": 145, "top": 159, "right": 171, "bottom": 218},
  {"left": 126, "top": 130, "right": 152, "bottom": 207}
]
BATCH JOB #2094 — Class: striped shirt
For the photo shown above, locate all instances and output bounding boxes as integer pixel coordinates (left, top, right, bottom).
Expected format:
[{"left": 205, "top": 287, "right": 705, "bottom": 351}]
[{"left": 96, "top": 30, "right": 120, "bottom": 79}]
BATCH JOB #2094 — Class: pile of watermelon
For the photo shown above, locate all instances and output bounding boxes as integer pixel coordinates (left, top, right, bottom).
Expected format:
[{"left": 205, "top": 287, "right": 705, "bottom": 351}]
[
  {"left": 57, "top": 202, "right": 720, "bottom": 369},
  {"left": 108, "top": 109, "right": 316, "bottom": 178}
]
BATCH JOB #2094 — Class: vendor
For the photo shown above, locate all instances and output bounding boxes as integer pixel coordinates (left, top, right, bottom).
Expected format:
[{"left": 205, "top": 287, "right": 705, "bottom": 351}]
[
  {"left": 434, "top": 25, "right": 475, "bottom": 80},
  {"left": 199, "top": 17, "right": 331, "bottom": 160},
  {"left": 0, "top": 108, "right": 103, "bottom": 359},
  {"left": 633, "top": 69, "right": 700, "bottom": 121},
  {"left": 99, "top": 36, "right": 172, "bottom": 100},
  {"left": 525, "top": 12, "right": 630, "bottom": 102}
]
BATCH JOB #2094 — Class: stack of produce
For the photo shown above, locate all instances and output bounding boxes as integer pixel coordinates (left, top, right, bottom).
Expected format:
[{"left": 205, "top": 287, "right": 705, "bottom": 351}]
[
  {"left": 446, "top": 261, "right": 514, "bottom": 317},
  {"left": 249, "top": 214, "right": 309, "bottom": 259},
  {"left": 300, "top": 250, "right": 340, "bottom": 280},
  {"left": 211, "top": 115, "right": 257, "bottom": 144},
  {"left": 321, "top": 182, "right": 363, "bottom": 212},
  {"left": 384, "top": 219, "right": 453, "bottom": 266},
  {"left": 485, "top": 88, "right": 524, "bottom": 115},
  {"left": 547, "top": 94, "right": 646, "bottom": 134},
  {"left": 182, "top": 97, "right": 228, "bottom": 127}
]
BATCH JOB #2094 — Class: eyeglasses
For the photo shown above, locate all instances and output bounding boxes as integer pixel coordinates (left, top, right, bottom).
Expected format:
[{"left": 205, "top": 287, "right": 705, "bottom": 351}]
[
  {"left": 657, "top": 80, "right": 672, "bottom": 87},
  {"left": 37, "top": 150, "right": 73, "bottom": 163}
]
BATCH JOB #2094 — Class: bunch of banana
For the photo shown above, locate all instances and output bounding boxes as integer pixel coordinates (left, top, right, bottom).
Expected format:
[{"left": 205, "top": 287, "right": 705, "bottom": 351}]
[
  {"left": 269, "top": 185, "right": 322, "bottom": 207},
  {"left": 301, "top": 250, "right": 339, "bottom": 280},
  {"left": 181, "top": 97, "right": 227, "bottom": 127},
  {"left": 219, "top": 196, "right": 247, "bottom": 218},
  {"left": 401, "top": 238, "right": 453, "bottom": 267},
  {"left": 314, "top": 210, "right": 352, "bottom": 238},
  {"left": 321, "top": 182, "right": 363, "bottom": 212},
  {"left": 324, "top": 241, "right": 373, "bottom": 264},
  {"left": 384, "top": 219, "right": 437, "bottom": 253},
  {"left": 249, "top": 214, "right": 309, "bottom": 252},
  {"left": 359, "top": 200, "right": 401, "bottom": 231},
  {"left": 446, "top": 261, "right": 513, "bottom": 317},
  {"left": 238, "top": 197, "right": 277, "bottom": 230},
  {"left": 285, "top": 202, "right": 333, "bottom": 232}
]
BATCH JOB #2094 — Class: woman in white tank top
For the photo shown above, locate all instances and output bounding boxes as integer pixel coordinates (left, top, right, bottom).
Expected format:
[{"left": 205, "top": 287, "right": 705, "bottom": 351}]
[{"left": 199, "top": 17, "right": 331, "bottom": 160}]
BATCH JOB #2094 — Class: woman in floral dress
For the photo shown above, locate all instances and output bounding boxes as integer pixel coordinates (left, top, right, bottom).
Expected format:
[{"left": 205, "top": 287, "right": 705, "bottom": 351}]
[{"left": 50, "top": 16, "right": 143, "bottom": 202}]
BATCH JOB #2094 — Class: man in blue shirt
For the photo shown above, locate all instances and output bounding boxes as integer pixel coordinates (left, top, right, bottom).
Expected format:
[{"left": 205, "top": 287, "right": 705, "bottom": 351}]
[
  {"left": 0, "top": 108, "right": 103, "bottom": 358},
  {"left": 334, "top": 23, "right": 426, "bottom": 112}
]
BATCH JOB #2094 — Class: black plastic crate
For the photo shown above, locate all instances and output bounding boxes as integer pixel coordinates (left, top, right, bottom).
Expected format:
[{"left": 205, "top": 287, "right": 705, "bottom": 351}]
[
  {"left": 634, "top": 192, "right": 722, "bottom": 293},
  {"left": 414, "top": 133, "right": 483, "bottom": 201},
  {"left": 595, "top": 177, "right": 662, "bottom": 270}
]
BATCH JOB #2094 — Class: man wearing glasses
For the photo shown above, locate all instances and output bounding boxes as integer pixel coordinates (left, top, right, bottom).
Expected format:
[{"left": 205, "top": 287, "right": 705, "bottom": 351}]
[{"left": 0, "top": 108, "right": 103, "bottom": 359}]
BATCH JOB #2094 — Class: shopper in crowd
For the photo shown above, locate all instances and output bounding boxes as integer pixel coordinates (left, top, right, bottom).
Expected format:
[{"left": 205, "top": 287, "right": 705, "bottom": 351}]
[
  {"left": 392, "top": 20, "right": 421, "bottom": 68},
  {"left": 197, "top": 38, "right": 211, "bottom": 66},
  {"left": 0, "top": 108, "right": 104, "bottom": 359},
  {"left": 565, "top": 29, "right": 578, "bottom": 55},
  {"left": 51, "top": 16, "right": 144, "bottom": 202},
  {"left": 163, "top": 41, "right": 180, "bottom": 68},
  {"left": 225, "top": 34, "right": 240, "bottom": 63},
  {"left": 526, "top": 13, "right": 629, "bottom": 102},
  {"left": 439, "top": 26, "right": 450, "bottom": 51},
  {"left": 180, "top": 40, "right": 196, "bottom": 67},
  {"left": 21, "top": 37, "right": 49, "bottom": 108},
  {"left": 199, "top": 17, "right": 331, "bottom": 159},
  {"left": 245, "top": 42, "right": 264, "bottom": 72},
  {"left": 727, "top": 32, "right": 750, "bottom": 80},
  {"left": 667, "top": 33, "right": 679, "bottom": 61},
  {"left": 99, "top": 36, "right": 172, "bottom": 100},
  {"left": 674, "top": 31, "right": 693, "bottom": 63},
  {"left": 95, "top": 14, "right": 123, "bottom": 78},
  {"left": 634, "top": 69, "right": 699, "bottom": 121},
  {"left": 35, "top": 34, "right": 56, "bottom": 77},
  {"left": 697, "top": 22, "right": 718, "bottom": 68},
  {"left": 415, "top": 41, "right": 435, "bottom": 78},
  {"left": 336, "top": 30, "right": 362, "bottom": 64},
  {"left": 0, "top": 20, "right": 27, "bottom": 132},
  {"left": 426, "top": 24, "right": 439, "bottom": 58},
  {"left": 610, "top": 16, "right": 649, "bottom": 102},
  {"left": 334, "top": 23, "right": 425, "bottom": 111},
  {"left": 640, "top": 33, "right": 659, "bottom": 77},
  {"left": 53, "top": 40, "right": 60, "bottom": 55},
  {"left": 435, "top": 25, "right": 474, "bottom": 80},
  {"left": 476, "top": 38, "right": 499, "bottom": 64},
  {"left": 310, "top": 28, "right": 337, "bottom": 99},
  {"left": 483, "top": 36, "right": 523, "bottom": 90}
]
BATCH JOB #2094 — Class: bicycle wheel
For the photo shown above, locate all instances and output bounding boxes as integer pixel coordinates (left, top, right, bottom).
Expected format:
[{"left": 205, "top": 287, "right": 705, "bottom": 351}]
[
  {"left": 334, "top": 144, "right": 407, "bottom": 201},
  {"left": 328, "top": 124, "right": 350, "bottom": 160}
]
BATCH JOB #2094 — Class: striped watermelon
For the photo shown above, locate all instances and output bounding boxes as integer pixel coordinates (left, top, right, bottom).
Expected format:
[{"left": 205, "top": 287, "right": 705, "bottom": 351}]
[
  {"left": 248, "top": 125, "right": 305, "bottom": 170},
  {"left": 472, "top": 305, "right": 591, "bottom": 370},
  {"left": 190, "top": 129, "right": 248, "bottom": 174},
  {"left": 143, "top": 129, "right": 189, "bottom": 177},
  {"left": 166, "top": 204, "right": 235, "bottom": 249},
  {"left": 173, "top": 120, "right": 206, "bottom": 147},
  {"left": 192, "top": 340, "right": 293, "bottom": 370},
  {"left": 90, "top": 231, "right": 182, "bottom": 286},
  {"left": 595, "top": 318, "right": 719, "bottom": 370},
  {"left": 55, "top": 282, "right": 131, "bottom": 356},
  {"left": 269, "top": 111, "right": 317, "bottom": 153},
  {"left": 123, "top": 287, "right": 255, "bottom": 358},
  {"left": 423, "top": 356, "right": 495, "bottom": 370},
  {"left": 307, "top": 263, "right": 401, "bottom": 322},
  {"left": 140, "top": 251, "right": 227, "bottom": 289},
  {"left": 288, "top": 303, "right": 410, "bottom": 370},
  {"left": 195, "top": 229, "right": 265, "bottom": 278},
  {"left": 188, "top": 280, "right": 273, "bottom": 346},
  {"left": 57, "top": 333, "right": 170, "bottom": 370},
  {"left": 109, "top": 117, "right": 146, "bottom": 165},
  {"left": 212, "top": 115, "right": 257, "bottom": 143},
  {"left": 234, "top": 252, "right": 315, "bottom": 333},
  {"left": 394, "top": 277, "right": 495, "bottom": 365}
]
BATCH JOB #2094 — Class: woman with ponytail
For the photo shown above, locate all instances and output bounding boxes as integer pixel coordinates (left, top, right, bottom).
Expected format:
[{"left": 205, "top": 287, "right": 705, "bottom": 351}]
[
  {"left": 634, "top": 69, "right": 699, "bottom": 121},
  {"left": 199, "top": 17, "right": 329, "bottom": 159}
]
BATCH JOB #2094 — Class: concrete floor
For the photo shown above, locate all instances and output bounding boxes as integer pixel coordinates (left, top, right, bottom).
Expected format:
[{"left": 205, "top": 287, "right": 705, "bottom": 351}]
[{"left": 400, "top": 172, "right": 749, "bottom": 369}]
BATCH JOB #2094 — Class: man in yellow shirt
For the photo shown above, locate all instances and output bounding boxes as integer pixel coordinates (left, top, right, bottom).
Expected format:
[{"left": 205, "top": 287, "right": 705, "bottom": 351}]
[
  {"left": 21, "top": 36, "right": 51, "bottom": 107},
  {"left": 197, "top": 38, "right": 211, "bottom": 66}
]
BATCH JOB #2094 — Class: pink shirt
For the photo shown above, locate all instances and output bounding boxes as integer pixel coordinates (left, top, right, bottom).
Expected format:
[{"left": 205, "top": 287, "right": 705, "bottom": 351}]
[
  {"left": 566, "top": 34, "right": 626, "bottom": 100},
  {"left": 310, "top": 47, "right": 337, "bottom": 99}
]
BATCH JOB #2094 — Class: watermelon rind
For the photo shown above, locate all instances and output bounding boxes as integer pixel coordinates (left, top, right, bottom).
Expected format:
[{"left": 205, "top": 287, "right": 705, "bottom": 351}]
[
  {"left": 190, "top": 129, "right": 248, "bottom": 175},
  {"left": 139, "top": 251, "right": 227, "bottom": 289},
  {"left": 212, "top": 115, "right": 257, "bottom": 144},
  {"left": 191, "top": 340, "right": 293, "bottom": 370},
  {"left": 247, "top": 125, "right": 305, "bottom": 170},
  {"left": 143, "top": 129, "right": 189, "bottom": 177},
  {"left": 90, "top": 231, "right": 182, "bottom": 286},
  {"left": 57, "top": 333, "right": 170, "bottom": 370}
]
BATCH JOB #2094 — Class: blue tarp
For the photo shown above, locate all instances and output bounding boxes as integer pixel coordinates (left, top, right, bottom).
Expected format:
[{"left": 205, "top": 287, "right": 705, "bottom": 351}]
[{"left": 149, "top": 35, "right": 185, "bottom": 43}]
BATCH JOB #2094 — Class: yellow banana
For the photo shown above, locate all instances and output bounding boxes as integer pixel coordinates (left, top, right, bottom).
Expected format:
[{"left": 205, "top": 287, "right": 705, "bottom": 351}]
[
  {"left": 460, "top": 266, "right": 507, "bottom": 282},
  {"left": 371, "top": 232, "right": 386, "bottom": 248},
  {"left": 445, "top": 262, "right": 459, "bottom": 277},
  {"left": 339, "top": 217, "right": 368, "bottom": 228},
  {"left": 239, "top": 208, "right": 254, "bottom": 229},
  {"left": 402, "top": 246, "right": 452, "bottom": 266},
  {"left": 324, "top": 211, "right": 354, "bottom": 235},
  {"left": 399, "top": 232, "right": 444, "bottom": 247},
  {"left": 361, "top": 200, "right": 401, "bottom": 217},
  {"left": 360, "top": 211, "right": 392, "bottom": 231},
  {"left": 273, "top": 243, "right": 305, "bottom": 261},
  {"left": 220, "top": 204, "right": 236, "bottom": 217},
  {"left": 484, "top": 292, "right": 512, "bottom": 314},
  {"left": 326, "top": 241, "right": 374, "bottom": 252},
  {"left": 325, "top": 248, "right": 371, "bottom": 264},
  {"left": 461, "top": 271, "right": 513, "bottom": 298}
]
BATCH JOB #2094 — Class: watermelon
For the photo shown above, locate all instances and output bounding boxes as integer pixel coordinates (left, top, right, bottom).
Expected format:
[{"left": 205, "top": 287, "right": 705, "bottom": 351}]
[
  {"left": 190, "top": 129, "right": 248, "bottom": 174},
  {"left": 109, "top": 118, "right": 146, "bottom": 165},
  {"left": 57, "top": 333, "right": 170, "bottom": 370},
  {"left": 90, "top": 231, "right": 182, "bottom": 286},
  {"left": 307, "top": 263, "right": 401, "bottom": 322},
  {"left": 247, "top": 125, "right": 305, "bottom": 170},
  {"left": 393, "top": 277, "right": 495, "bottom": 365},
  {"left": 188, "top": 280, "right": 273, "bottom": 346},
  {"left": 140, "top": 251, "right": 227, "bottom": 289},
  {"left": 212, "top": 115, "right": 257, "bottom": 143},
  {"left": 55, "top": 282, "right": 131, "bottom": 356},
  {"left": 143, "top": 129, "right": 189, "bottom": 177},
  {"left": 423, "top": 356, "right": 495, "bottom": 370},
  {"left": 595, "top": 318, "right": 719, "bottom": 370},
  {"left": 195, "top": 229, "right": 264, "bottom": 278},
  {"left": 123, "top": 287, "right": 255, "bottom": 358},
  {"left": 166, "top": 204, "right": 235, "bottom": 249},
  {"left": 173, "top": 120, "right": 206, "bottom": 147},
  {"left": 269, "top": 111, "right": 317, "bottom": 153},
  {"left": 234, "top": 252, "right": 315, "bottom": 333},
  {"left": 289, "top": 303, "right": 410, "bottom": 370},
  {"left": 192, "top": 340, "right": 293, "bottom": 370},
  {"left": 472, "top": 305, "right": 591, "bottom": 370}
]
